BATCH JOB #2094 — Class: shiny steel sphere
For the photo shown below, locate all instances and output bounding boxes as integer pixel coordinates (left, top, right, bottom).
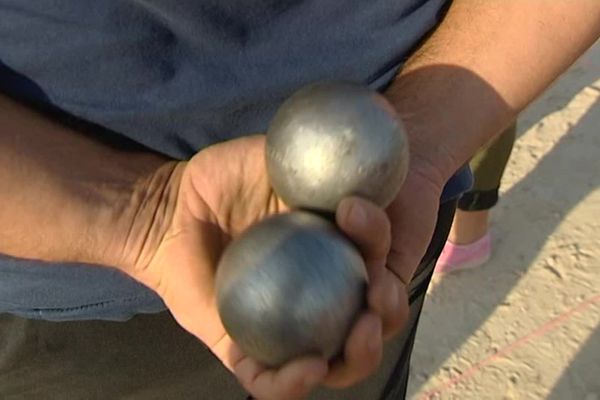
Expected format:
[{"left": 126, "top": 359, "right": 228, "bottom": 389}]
[
  {"left": 215, "top": 211, "right": 367, "bottom": 367},
  {"left": 266, "top": 81, "right": 409, "bottom": 212}
]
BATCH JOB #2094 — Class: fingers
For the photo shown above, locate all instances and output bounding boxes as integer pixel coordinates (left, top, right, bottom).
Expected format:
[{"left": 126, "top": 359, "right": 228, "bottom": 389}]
[
  {"left": 233, "top": 352, "right": 328, "bottom": 400},
  {"left": 336, "top": 197, "right": 391, "bottom": 270},
  {"left": 336, "top": 196, "right": 409, "bottom": 338},
  {"left": 322, "top": 312, "right": 383, "bottom": 388},
  {"left": 221, "top": 196, "right": 413, "bottom": 398},
  {"left": 367, "top": 269, "right": 409, "bottom": 339}
]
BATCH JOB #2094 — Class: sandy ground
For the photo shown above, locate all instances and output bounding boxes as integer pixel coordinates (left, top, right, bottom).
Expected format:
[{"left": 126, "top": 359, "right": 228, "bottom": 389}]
[{"left": 407, "top": 41, "right": 600, "bottom": 400}]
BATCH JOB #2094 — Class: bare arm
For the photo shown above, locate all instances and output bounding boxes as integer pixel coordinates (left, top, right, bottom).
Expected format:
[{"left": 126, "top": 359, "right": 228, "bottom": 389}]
[
  {"left": 0, "top": 94, "right": 180, "bottom": 270},
  {"left": 387, "top": 0, "right": 600, "bottom": 187},
  {"left": 381, "top": 1, "right": 600, "bottom": 288}
]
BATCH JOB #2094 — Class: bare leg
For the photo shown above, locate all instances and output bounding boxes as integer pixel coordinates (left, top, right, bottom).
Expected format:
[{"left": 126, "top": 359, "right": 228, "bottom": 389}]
[
  {"left": 435, "top": 124, "right": 515, "bottom": 273},
  {"left": 447, "top": 209, "right": 490, "bottom": 245}
]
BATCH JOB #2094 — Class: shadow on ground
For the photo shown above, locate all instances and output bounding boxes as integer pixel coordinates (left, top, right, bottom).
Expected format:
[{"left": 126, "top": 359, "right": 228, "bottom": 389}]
[
  {"left": 407, "top": 61, "right": 600, "bottom": 399},
  {"left": 549, "top": 324, "right": 600, "bottom": 399}
]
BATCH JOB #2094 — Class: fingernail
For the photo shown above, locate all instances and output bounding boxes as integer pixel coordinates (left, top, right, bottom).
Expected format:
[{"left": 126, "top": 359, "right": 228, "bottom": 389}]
[{"left": 349, "top": 202, "right": 367, "bottom": 228}]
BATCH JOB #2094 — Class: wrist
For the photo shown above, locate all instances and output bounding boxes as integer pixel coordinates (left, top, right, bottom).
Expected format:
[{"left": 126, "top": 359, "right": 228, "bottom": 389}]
[
  {"left": 0, "top": 93, "right": 185, "bottom": 271},
  {"left": 104, "top": 160, "right": 186, "bottom": 274},
  {"left": 384, "top": 65, "right": 515, "bottom": 187},
  {"left": 403, "top": 125, "right": 459, "bottom": 192}
]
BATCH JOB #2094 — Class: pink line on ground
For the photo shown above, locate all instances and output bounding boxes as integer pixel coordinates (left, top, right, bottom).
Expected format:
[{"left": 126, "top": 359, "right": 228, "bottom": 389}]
[{"left": 419, "top": 293, "right": 600, "bottom": 399}]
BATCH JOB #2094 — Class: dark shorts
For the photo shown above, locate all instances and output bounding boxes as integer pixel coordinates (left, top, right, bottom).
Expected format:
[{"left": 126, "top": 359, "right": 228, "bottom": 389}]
[
  {"left": 0, "top": 201, "right": 456, "bottom": 400},
  {"left": 458, "top": 124, "right": 517, "bottom": 211}
]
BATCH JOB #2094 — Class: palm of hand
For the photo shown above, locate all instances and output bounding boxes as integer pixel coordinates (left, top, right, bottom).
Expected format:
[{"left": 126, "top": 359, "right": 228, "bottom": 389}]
[
  {"left": 136, "top": 135, "right": 287, "bottom": 368},
  {"left": 130, "top": 134, "right": 442, "bottom": 400}
]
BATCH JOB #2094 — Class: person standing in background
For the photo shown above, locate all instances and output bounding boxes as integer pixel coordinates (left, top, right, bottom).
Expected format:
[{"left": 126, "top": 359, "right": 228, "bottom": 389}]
[{"left": 436, "top": 124, "right": 516, "bottom": 273}]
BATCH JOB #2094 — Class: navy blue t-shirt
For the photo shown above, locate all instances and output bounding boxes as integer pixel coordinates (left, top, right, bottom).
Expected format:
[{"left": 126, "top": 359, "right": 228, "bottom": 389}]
[{"left": 0, "top": 0, "right": 472, "bottom": 321}]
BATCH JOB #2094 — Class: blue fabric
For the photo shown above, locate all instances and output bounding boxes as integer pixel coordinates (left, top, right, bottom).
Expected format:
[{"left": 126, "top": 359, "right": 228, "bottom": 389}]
[
  {"left": 0, "top": 0, "right": 469, "bottom": 321},
  {"left": 443, "top": 165, "right": 473, "bottom": 201}
]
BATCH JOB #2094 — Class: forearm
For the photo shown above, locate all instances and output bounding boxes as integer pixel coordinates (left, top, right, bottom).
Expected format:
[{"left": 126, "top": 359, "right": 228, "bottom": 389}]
[
  {"left": 0, "top": 94, "right": 181, "bottom": 270},
  {"left": 386, "top": 0, "right": 600, "bottom": 185}
]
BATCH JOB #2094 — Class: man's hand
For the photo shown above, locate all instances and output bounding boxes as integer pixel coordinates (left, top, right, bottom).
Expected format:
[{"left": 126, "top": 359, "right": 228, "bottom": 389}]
[
  {"left": 383, "top": 165, "right": 444, "bottom": 296},
  {"left": 126, "top": 135, "right": 408, "bottom": 400},
  {"left": 0, "top": 93, "right": 406, "bottom": 399},
  {"left": 0, "top": 95, "right": 404, "bottom": 398}
]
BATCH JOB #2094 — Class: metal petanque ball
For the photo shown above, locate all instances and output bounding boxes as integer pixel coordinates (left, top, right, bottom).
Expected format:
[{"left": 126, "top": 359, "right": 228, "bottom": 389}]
[
  {"left": 266, "top": 81, "right": 409, "bottom": 212},
  {"left": 215, "top": 211, "right": 367, "bottom": 367}
]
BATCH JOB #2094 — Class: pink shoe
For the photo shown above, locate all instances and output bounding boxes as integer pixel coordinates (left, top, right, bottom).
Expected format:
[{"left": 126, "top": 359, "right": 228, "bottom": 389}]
[{"left": 435, "top": 233, "right": 492, "bottom": 274}]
